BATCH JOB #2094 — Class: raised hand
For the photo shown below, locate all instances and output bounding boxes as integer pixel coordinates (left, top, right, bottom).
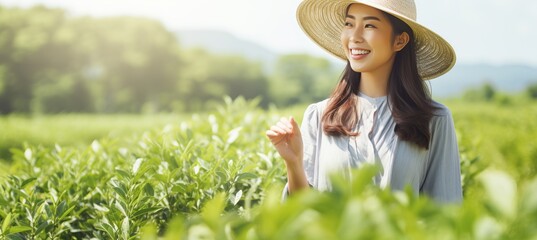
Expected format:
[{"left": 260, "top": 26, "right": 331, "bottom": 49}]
[{"left": 266, "top": 116, "right": 303, "bottom": 167}]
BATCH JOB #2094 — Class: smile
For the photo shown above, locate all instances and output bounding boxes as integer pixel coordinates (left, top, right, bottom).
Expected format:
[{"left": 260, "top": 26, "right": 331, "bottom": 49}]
[{"left": 350, "top": 49, "right": 370, "bottom": 55}]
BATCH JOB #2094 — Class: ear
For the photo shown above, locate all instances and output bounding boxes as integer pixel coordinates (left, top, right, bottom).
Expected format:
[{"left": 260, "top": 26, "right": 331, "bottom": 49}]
[{"left": 393, "top": 32, "right": 410, "bottom": 52}]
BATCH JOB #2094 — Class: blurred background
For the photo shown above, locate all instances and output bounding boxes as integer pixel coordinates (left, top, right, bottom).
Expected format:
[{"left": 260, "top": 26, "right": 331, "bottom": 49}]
[
  {"left": 0, "top": 0, "right": 536, "bottom": 114},
  {"left": 0, "top": 0, "right": 536, "bottom": 160}
]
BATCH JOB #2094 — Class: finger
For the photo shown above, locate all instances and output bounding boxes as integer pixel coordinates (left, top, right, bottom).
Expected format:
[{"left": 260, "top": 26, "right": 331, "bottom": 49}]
[
  {"left": 266, "top": 130, "right": 285, "bottom": 140},
  {"left": 266, "top": 130, "right": 278, "bottom": 137},
  {"left": 277, "top": 121, "right": 292, "bottom": 134},
  {"left": 280, "top": 117, "right": 293, "bottom": 129},
  {"left": 266, "top": 130, "right": 286, "bottom": 145},
  {"left": 270, "top": 125, "right": 287, "bottom": 135}
]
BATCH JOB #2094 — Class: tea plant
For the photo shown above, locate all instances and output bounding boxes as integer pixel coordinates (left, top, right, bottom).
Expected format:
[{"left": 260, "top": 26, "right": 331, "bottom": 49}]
[
  {"left": 1, "top": 96, "right": 536, "bottom": 239},
  {"left": 0, "top": 97, "right": 286, "bottom": 239},
  {"left": 144, "top": 167, "right": 537, "bottom": 240}
]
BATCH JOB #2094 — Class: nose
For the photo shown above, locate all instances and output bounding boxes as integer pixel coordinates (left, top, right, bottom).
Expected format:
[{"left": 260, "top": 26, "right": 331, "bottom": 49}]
[{"left": 349, "top": 27, "right": 364, "bottom": 43}]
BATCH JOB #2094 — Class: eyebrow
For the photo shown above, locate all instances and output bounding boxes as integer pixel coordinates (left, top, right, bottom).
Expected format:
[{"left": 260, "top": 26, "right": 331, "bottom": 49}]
[{"left": 345, "top": 15, "right": 381, "bottom": 21}]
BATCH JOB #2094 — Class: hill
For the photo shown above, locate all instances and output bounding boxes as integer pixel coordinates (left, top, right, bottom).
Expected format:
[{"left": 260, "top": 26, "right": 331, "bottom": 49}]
[
  {"left": 175, "top": 30, "right": 277, "bottom": 69},
  {"left": 175, "top": 30, "right": 537, "bottom": 97},
  {"left": 431, "top": 64, "right": 537, "bottom": 97}
]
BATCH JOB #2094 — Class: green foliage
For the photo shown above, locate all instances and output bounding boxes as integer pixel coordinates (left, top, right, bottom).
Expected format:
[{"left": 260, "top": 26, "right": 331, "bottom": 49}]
[
  {"left": 0, "top": 6, "right": 73, "bottom": 113},
  {"left": 0, "top": 6, "right": 256, "bottom": 114},
  {"left": 178, "top": 49, "right": 269, "bottom": 111},
  {"left": 462, "top": 82, "right": 497, "bottom": 102},
  {"left": 0, "top": 97, "right": 286, "bottom": 238},
  {"left": 527, "top": 82, "right": 537, "bottom": 99},
  {"left": 1, "top": 97, "right": 537, "bottom": 239},
  {"left": 142, "top": 167, "right": 537, "bottom": 240},
  {"left": 269, "top": 54, "right": 340, "bottom": 107},
  {"left": 0, "top": 114, "right": 185, "bottom": 162},
  {"left": 455, "top": 124, "right": 486, "bottom": 196},
  {"left": 73, "top": 16, "right": 183, "bottom": 113},
  {"left": 449, "top": 101, "right": 537, "bottom": 181},
  {"left": 0, "top": 6, "right": 275, "bottom": 114}
]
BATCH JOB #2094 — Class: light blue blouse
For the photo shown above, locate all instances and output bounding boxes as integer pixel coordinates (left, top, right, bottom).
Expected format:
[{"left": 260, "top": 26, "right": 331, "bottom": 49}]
[{"left": 283, "top": 94, "right": 463, "bottom": 203}]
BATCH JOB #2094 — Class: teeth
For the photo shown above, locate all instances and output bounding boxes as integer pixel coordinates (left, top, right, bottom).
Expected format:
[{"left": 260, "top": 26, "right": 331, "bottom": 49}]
[{"left": 351, "top": 49, "right": 370, "bottom": 55}]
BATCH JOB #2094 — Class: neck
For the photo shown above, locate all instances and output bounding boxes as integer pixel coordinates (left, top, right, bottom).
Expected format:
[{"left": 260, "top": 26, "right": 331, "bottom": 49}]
[
  {"left": 358, "top": 55, "right": 395, "bottom": 97},
  {"left": 359, "top": 70, "right": 391, "bottom": 98}
]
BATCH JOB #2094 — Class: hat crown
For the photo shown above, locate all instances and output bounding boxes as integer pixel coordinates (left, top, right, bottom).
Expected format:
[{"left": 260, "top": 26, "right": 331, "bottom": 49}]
[{"left": 359, "top": 0, "right": 416, "bottom": 20}]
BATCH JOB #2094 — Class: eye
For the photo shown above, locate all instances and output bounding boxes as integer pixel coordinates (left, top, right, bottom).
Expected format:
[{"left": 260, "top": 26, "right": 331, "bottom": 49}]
[
  {"left": 365, "top": 24, "right": 377, "bottom": 28},
  {"left": 344, "top": 22, "right": 353, "bottom": 27}
]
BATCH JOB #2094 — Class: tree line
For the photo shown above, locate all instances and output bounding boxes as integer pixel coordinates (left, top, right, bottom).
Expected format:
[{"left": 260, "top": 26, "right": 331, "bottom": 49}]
[{"left": 0, "top": 5, "right": 339, "bottom": 114}]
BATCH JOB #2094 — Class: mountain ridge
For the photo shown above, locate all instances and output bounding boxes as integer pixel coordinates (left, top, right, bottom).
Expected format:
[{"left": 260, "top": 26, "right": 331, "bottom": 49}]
[{"left": 175, "top": 30, "right": 537, "bottom": 97}]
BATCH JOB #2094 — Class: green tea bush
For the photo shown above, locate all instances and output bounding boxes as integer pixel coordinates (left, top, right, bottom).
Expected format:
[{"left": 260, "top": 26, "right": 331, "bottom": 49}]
[
  {"left": 144, "top": 167, "right": 537, "bottom": 240},
  {"left": 450, "top": 102, "right": 537, "bottom": 181},
  {"left": 1, "top": 96, "right": 536, "bottom": 239},
  {"left": 0, "top": 97, "right": 286, "bottom": 239}
]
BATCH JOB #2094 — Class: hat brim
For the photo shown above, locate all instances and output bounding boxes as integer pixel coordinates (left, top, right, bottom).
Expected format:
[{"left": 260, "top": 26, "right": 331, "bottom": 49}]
[{"left": 296, "top": 0, "right": 456, "bottom": 80}]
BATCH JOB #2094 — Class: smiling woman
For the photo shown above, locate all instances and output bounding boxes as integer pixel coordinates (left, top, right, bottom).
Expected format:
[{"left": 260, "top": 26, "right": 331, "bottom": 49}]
[{"left": 267, "top": 0, "right": 462, "bottom": 203}]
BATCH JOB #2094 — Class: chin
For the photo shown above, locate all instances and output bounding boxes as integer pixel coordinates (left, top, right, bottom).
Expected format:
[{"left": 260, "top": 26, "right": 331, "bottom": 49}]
[{"left": 348, "top": 62, "right": 365, "bottom": 73}]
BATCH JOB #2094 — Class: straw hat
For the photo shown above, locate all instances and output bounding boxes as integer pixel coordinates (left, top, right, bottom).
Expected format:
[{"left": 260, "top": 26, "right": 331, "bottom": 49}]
[{"left": 296, "top": 0, "right": 456, "bottom": 80}]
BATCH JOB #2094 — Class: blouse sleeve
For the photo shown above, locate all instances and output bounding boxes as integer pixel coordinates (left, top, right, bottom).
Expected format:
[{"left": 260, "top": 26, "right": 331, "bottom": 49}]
[
  {"left": 421, "top": 108, "right": 463, "bottom": 203},
  {"left": 281, "top": 103, "right": 320, "bottom": 200}
]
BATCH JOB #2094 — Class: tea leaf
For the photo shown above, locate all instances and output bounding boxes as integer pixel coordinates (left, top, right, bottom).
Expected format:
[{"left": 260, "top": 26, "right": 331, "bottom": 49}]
[
  {"left": 2, "top": 213, "right": 12, "bottom": 234},
  {"left": 121, "top": 217, "right": 130, "bottom": 240},
  {"left": 132, "top": 207, "right": 161, "bottom": 219},
  {"left": 232, "top": 190, "right": 243, "bottom": 206},
  {"left": 98, "top": 222, "right": 117, "bottom": 239},
  {"left": 479, "top": 170, "right": 517, "bottom": 218},
  {"left": 226, "top": 127, "right": 242, "bottom": 145},
  {"left": 6, "top": 226, "right": 32, "bottom": 235},
  {"left": 143, "top": 183, "right": 154, "bottom": 196},
  {"left": 133, "top": 158, "right": 144, "bottom": 174},
  {"left": 24, "top": 149, "right": 32, "bottom": 161},
  {"left": 20, "top": 178, "right": 37, "bottom": 189}
]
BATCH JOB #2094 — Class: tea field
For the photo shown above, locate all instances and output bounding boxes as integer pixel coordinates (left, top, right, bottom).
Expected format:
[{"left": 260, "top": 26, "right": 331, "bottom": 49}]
[{"left": 1, "top": 97, "right": 536, "bottom": 239}]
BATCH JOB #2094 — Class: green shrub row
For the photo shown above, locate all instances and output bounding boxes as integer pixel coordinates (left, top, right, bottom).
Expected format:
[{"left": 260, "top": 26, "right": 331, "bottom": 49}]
[
  {"left": 0, "top": 97, "right": 285, "bottom": 239},
  {"left": 0, "top": 97, "right": 536, "bottom": 239}
]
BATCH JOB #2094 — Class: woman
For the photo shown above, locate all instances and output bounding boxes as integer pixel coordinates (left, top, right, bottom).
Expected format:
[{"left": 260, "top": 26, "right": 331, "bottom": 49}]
[{"left": 266, "top": 0, "right": 462, "bottom": 203}]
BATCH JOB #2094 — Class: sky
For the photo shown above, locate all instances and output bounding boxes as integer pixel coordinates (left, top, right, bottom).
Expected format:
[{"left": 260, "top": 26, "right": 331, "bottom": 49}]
[{"left": 1, "top": 0, "right": 536, "bottom": 67}]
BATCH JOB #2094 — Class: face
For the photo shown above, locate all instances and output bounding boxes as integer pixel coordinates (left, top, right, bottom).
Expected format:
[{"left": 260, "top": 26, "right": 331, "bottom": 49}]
[{"left": 341, "top": 4, "right": 408, "bottom": 75}]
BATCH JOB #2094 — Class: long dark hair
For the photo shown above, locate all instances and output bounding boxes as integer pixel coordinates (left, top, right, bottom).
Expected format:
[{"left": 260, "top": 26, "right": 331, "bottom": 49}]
[{"left": 321, "top": 11, "right": 436, "bottom": 149}]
